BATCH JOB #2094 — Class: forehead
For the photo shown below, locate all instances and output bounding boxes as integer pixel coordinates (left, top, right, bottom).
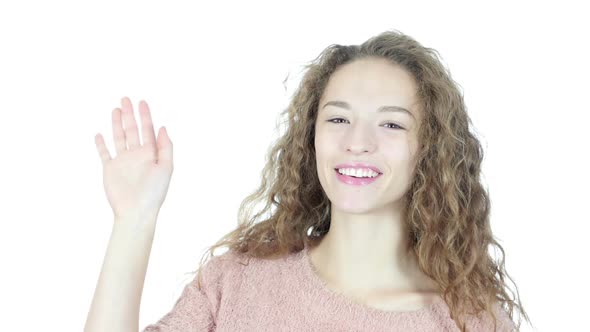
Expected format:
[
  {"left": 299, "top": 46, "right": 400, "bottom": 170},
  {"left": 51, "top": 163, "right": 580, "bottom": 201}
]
[{"left": 320, "top": 57, "right": 420, "bottom": 112}]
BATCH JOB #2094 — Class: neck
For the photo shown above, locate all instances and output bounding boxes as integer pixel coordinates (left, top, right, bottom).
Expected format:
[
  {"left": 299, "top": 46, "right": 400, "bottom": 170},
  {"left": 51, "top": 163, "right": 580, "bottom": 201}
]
[{"left": 308, "top": 204, "right": 436, "bottom": 293}]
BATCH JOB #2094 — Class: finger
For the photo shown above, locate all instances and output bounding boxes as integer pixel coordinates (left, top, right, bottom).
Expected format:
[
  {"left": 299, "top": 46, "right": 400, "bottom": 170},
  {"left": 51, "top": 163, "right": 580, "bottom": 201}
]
[
  {"left": 120, "top": 96, "right": 140, "bottom": 149},
  {"left": 156, "top": 126, "right": 174, "bottom": 168},
  {"left": 112, "top": 107, "right": 126, "bottom": 154},
  {"left": 138, "top": 100, "right": 157, "bottom": 160},
  {"left": 94, "top": 133, "right": 112, "bottom": 166}
]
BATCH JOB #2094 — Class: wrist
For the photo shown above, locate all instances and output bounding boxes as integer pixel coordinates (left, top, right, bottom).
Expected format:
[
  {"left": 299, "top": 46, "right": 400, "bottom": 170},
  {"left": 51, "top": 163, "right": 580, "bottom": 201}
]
[{"left": 113, "top": 213, "right": 158, "bottom": 234}]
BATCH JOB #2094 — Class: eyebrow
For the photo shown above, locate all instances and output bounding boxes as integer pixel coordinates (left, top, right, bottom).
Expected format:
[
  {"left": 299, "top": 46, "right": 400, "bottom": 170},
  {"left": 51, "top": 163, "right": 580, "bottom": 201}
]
[{"left": 321, "top": 100, "right": 415, "bottom": 119}]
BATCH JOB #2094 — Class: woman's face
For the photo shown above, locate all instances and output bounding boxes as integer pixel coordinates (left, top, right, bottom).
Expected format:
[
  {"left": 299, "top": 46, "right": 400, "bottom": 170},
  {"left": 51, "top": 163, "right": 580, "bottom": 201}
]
[{"left": 314, "top": 57, "right": 422, "bottom": 213}]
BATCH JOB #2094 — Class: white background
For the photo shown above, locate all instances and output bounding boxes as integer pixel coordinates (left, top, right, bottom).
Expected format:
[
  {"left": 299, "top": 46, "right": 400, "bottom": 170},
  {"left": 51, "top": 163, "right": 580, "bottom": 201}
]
[{"left": 1, "top": 1, "right": 588, "bottom": 331}]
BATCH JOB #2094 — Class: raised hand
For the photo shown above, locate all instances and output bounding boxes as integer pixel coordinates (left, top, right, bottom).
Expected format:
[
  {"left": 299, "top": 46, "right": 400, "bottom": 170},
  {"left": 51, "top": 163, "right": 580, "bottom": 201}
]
[{"left": 94, "top": 97, "right": 174, "bottom": 224}]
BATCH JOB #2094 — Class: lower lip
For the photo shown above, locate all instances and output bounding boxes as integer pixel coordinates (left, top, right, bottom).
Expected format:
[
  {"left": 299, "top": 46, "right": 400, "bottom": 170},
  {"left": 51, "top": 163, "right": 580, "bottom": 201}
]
[{"left": 335, "top": 169, "right": 382, "bottom": 186}]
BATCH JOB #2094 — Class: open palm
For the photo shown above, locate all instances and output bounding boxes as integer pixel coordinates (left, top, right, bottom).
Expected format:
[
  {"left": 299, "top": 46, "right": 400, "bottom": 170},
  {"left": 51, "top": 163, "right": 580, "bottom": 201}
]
[{"left": 94, "top": 97, "right": 174, "bottom": 222}]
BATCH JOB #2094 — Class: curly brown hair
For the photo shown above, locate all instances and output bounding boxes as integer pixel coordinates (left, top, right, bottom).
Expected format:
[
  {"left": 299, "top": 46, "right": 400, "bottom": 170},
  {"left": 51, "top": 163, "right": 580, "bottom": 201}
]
[{"left": 188, "top": 29, "right": 531, "bottom": 331}]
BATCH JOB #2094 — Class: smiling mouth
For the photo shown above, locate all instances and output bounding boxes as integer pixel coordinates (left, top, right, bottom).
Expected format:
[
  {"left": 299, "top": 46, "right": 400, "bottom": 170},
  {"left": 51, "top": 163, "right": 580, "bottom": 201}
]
[{"left": 333, "top": 169, "right": 383, "bottom": 179}]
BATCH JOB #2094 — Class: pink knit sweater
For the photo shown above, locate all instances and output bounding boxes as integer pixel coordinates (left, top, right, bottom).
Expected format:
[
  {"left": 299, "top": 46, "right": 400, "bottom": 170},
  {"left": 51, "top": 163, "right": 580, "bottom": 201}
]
[{"left": 143, "top": 244, "right": 516, "bottom": 331}]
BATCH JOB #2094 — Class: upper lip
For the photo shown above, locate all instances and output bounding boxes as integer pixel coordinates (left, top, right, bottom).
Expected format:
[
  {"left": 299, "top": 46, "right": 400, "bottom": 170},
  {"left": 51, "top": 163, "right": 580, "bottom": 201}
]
[{"left": 334, "top": 162, "right": 383, "bottom": 174}]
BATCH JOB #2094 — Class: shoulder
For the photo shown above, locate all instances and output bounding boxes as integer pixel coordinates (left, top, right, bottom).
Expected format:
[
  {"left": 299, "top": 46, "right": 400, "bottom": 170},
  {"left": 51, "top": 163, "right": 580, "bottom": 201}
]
[
  {"left": 196, "top": 249, "right": 286, "bottom": 280},
  {"left": 200, "top": 249, "right": 302, "bottom": 289},
  {"left": 197, "top": 250, "right": 248, "bottom": 282},
  {"left": 464, "top": 302, "right": 517, "bottom": 332}
]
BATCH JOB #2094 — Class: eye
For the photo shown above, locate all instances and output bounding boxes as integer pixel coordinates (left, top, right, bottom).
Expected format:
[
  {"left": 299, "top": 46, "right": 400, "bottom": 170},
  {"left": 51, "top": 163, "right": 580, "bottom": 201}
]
[
  {"left": 383, "top": 123, "right": 404, "bottom": 130},
  {"left": 328, "top": 118, "right": 347, "bottom": 124},
  {"left": 327, "top": 118, "right": 404, "bottom": 130}
]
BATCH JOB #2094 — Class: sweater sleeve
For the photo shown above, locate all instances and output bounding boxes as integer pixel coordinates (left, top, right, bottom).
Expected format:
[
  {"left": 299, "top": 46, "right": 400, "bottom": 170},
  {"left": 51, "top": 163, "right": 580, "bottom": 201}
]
[{"left": 142, "top": 255, "right": 227, "bottom": 332}]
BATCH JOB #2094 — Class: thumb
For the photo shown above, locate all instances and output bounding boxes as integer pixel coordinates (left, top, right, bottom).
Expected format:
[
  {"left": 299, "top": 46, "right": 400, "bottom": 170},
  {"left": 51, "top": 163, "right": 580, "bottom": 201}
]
[{"left": 156, "top": 126, "right": 173, "bottom": 168}]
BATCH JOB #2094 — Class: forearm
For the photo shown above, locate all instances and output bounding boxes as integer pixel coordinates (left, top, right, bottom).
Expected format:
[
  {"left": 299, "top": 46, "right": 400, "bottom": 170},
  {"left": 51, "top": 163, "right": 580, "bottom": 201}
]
[{"left": 84, "top": 215, "right": 157, "bottom": 332}]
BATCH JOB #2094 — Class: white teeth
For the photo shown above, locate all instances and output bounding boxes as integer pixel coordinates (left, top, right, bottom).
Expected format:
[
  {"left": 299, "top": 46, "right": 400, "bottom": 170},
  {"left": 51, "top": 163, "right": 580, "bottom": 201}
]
[{"left": 337, "top": 168, "right": 379, "bottom": 178}]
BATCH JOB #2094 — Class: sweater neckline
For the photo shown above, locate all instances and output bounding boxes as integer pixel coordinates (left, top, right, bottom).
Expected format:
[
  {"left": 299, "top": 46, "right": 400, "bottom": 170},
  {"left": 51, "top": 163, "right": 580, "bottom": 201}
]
[{"left": 299, "top": 243, "right": 446, "bottom": 318}]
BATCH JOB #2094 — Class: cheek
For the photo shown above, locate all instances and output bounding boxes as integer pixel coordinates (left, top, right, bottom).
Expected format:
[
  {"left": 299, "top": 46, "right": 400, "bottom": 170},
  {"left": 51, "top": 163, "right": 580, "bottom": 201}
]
[
  {"left": 314, "top": 130, "right": 332, "bottom": 154},
  {"left": 382, "top": 142, "right": 416, "bottom": 174}
]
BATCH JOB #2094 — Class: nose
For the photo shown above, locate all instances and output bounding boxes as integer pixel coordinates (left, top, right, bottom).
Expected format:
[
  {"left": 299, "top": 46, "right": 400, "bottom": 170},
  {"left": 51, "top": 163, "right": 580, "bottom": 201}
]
[{"left": 343, "top": 123, "right": 377, "bottom": 154}]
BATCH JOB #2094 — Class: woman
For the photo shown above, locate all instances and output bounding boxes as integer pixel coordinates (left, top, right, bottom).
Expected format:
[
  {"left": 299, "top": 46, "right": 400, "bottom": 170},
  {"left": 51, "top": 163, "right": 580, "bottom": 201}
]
[{"left": 86, "top": 30, "right": 530, "bottom": 331}]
